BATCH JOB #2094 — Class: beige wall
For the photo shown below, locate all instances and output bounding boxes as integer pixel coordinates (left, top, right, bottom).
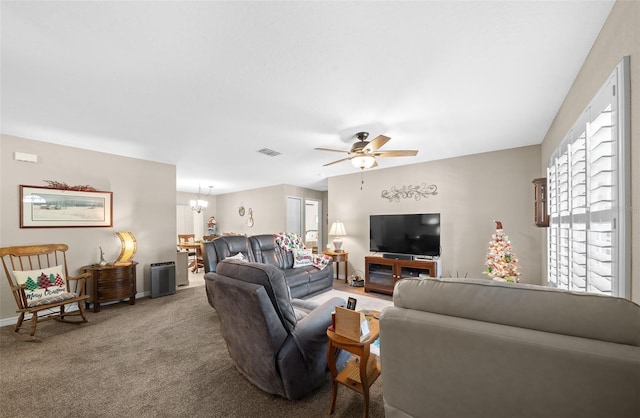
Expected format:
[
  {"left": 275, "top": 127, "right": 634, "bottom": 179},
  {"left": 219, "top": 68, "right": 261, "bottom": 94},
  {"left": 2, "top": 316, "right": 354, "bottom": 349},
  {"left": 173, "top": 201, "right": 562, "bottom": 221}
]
[
  {"left": 213, "top": 185, "right": 326, "bottom": 237},
  {"left": 0, "top": 135, "right": 177, "bottom": 323},
  {"left": 329, "top": 145, "right": 543, "bottom": 283},
  {"left": 215, "top": 185, "right": 286, "bottom": 235},
  {"left": 540, "top": 0, "right": 639, "bottom": 303}
]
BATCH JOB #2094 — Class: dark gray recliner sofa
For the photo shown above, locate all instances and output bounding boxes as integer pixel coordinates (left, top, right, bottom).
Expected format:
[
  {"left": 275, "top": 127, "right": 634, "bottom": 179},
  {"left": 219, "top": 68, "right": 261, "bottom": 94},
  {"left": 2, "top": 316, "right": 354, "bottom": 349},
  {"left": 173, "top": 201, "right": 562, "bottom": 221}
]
[
  {"left": 202, "top": 234, "right": 333, "bottom": 299},
  {"left": 205, "top": 259, "right": 347, "bottom": 400}
]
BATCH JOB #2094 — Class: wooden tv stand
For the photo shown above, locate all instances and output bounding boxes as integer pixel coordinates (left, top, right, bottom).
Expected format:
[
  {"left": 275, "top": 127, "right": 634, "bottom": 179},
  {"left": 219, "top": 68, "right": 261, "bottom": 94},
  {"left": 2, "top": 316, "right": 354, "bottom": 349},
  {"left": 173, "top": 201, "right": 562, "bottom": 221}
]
[{"left": 365, "top": 256, "right": 437, "bottom": 295}]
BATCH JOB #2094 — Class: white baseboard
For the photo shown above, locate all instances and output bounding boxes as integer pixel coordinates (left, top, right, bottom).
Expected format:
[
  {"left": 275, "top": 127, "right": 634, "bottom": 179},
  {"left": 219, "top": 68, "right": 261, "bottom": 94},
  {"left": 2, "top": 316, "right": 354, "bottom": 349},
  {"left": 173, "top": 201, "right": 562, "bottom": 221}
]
[
  {"left": 0, "top": 291, "right": 149, "bottom": 328},
  {"left": 0, "top": 303, "right": 80, "bottom": 328}
]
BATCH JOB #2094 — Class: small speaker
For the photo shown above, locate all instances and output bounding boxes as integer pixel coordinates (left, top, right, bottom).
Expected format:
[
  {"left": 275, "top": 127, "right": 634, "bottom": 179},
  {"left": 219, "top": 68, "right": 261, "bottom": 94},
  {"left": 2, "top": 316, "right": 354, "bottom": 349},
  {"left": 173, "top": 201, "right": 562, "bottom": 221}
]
[
  {"left": 382, "top": 253, "right": 413, "bottom": 261},
  {"left": 150, "top": 262, "right": 176, "bottom": 298}
]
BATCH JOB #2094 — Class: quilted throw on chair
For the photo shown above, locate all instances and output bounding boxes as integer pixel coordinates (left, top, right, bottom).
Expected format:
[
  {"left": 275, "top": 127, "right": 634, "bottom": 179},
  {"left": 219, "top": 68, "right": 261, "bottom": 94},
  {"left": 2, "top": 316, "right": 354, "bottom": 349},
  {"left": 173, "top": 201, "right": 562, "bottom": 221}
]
[{"left": 274, "top": 232, "right": 332, "bottom": 270}]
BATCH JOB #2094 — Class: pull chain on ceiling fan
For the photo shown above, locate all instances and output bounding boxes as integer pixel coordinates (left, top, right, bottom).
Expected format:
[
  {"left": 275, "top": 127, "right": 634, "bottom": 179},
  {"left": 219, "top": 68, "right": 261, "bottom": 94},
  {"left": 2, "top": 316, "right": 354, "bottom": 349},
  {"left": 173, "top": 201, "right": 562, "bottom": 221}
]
[{"left": 315, "top": 132, "right": 418, "bottom": 169}]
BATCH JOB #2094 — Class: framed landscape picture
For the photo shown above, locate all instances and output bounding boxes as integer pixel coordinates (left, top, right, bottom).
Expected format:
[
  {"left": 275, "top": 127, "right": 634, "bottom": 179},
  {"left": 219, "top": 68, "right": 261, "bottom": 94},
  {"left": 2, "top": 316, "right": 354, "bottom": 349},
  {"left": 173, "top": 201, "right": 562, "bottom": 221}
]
[{"left": 20, "top": 185, "right": 113, "bottom": 228}]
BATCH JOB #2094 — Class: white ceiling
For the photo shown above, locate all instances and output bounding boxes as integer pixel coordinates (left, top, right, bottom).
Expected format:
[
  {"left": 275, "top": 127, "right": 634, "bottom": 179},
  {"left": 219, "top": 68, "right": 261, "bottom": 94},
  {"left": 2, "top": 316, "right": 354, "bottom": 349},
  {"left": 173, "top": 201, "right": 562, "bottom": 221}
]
[{"left": 1, "top": 1, "right": 615, "bottom": 194}]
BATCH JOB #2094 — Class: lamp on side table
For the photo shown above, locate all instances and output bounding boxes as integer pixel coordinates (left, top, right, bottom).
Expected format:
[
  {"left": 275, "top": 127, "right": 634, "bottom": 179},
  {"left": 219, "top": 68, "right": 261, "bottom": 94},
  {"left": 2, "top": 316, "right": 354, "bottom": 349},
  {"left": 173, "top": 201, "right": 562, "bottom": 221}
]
[{"left": 329, "top": 221, "right": 347, "bottom": 252}]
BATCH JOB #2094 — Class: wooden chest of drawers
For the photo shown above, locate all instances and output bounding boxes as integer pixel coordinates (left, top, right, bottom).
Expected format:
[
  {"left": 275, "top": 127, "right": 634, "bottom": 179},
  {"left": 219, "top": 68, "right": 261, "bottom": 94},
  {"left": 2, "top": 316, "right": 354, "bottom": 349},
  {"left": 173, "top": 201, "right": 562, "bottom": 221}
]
[{"left": 83, "top": 262, "right": 137, "bottom": 312}]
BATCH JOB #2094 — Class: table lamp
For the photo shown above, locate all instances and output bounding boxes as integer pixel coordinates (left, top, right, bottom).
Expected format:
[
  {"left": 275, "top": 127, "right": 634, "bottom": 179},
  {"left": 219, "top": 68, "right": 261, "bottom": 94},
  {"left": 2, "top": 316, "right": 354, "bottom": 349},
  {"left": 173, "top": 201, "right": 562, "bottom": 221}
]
[
  {"left": 329, "top": 221, "right": 347, "bottom": 252},
  {"left": 114, "top": 231, "right": 137, "bottom": 265}
]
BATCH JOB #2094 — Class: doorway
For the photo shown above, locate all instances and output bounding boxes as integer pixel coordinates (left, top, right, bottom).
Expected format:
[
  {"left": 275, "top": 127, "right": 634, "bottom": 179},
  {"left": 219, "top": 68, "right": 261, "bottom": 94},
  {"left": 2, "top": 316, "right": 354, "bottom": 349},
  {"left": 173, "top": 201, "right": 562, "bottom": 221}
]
[
  {"left": 176, "top": 204, "right": 205, "bottom": 240},
  {"left": 286, "top": 196, "right": 303, "bottom": 237},
  {"left": 304, "top": 199, "right": 322, "bottom": 252},
  {"left": 286, "top": 197, "right": 323, "bottom": 252}
]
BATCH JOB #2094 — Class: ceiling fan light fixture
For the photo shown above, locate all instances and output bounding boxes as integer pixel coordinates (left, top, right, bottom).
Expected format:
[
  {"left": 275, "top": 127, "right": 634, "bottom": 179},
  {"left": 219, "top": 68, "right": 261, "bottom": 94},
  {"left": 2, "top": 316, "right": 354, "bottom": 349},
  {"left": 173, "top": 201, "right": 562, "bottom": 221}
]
[{"left": 351, "top": 155, "right": 376, "bottom": 169}]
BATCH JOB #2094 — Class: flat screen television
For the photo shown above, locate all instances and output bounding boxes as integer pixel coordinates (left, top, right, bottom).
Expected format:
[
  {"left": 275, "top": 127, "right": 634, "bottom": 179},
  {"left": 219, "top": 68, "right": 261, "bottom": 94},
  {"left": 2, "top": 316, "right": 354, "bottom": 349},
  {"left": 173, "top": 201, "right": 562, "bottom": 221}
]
[{"left": 370, "top": 213, "right": 441, "bottom": 257}]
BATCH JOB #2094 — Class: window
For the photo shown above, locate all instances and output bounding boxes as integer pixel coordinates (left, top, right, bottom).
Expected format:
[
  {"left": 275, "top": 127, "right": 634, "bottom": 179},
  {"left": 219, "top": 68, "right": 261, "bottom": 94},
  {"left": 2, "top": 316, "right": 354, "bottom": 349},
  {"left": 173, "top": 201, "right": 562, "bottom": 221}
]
[{"left": 547, "top": 57, "right": 630, "bottom": 297}]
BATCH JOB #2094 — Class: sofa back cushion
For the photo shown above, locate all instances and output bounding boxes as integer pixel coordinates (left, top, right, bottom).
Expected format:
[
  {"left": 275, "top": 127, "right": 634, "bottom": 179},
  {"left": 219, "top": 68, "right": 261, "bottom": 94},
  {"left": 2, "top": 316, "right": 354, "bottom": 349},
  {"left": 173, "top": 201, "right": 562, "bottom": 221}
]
[
  {"left": 394, "top": 277, "right": 640, "bottom": 346},
  {"left": 213, "top": 236, "right": 255, "bottom": 263},
  {"left": 217, "top": 259, "right": 297, "bottom": 332},
  {"left": 202, "top": 241, "right": 219, "bottom": 272},
  {"left": 281, "top": 250, "right": 295, "bottom": 269},
  {"left": 249, "top": 235, "right": 285, "bottom": 269}
]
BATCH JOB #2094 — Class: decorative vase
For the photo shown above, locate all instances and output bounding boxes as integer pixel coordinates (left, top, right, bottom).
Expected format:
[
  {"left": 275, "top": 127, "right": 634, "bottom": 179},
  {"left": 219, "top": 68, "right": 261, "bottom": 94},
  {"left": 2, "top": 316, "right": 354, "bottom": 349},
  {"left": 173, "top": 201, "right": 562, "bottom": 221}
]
[{"left": 98, "top": 246, "right": 107, "bottom": 266}]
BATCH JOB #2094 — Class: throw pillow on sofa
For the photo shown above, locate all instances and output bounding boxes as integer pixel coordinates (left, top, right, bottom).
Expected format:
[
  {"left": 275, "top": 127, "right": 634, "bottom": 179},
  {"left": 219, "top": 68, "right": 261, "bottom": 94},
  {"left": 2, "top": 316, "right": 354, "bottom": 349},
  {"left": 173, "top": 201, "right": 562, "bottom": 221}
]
[
  {"left": 293, "top": 249, "right": 313, "bottom": 268},
  {"left": 225, "top": 252, "right": 246, "bottom": 261}
]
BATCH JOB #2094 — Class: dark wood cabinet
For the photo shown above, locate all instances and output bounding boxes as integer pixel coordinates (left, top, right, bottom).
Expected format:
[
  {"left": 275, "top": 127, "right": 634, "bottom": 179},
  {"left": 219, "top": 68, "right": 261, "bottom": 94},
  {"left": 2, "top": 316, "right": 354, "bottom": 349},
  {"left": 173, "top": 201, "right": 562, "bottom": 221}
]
[
  {"left": 365, "top": 256, "right": 437, "bottom": 295},
  {"left": 532, "top": 177, "right": 550, "bottom": 227},
  {"left": 83, "top": 262, "right": 137, "bottom": 312}
]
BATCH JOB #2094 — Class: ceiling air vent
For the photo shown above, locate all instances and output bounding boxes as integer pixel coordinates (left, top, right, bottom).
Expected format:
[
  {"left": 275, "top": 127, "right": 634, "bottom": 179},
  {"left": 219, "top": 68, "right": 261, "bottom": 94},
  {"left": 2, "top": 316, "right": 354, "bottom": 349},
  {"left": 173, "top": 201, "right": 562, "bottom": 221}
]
[{"left": 257, "top": 148, "right": 281, "bottom": 157}]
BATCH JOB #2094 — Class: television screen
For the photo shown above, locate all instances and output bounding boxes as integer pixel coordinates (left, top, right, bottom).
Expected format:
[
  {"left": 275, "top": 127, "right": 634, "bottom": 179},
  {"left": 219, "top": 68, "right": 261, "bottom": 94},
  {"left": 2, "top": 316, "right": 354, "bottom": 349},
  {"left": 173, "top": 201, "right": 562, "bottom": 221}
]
[{"left": 370, "top": 213, "right": 440, "bottom": 257}]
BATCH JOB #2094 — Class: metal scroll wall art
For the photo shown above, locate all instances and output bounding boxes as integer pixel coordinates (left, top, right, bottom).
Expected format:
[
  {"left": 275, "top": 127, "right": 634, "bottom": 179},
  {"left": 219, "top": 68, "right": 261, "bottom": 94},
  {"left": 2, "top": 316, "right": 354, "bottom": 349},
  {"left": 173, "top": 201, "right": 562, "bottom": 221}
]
[{"left": 381, "top": 183, "right": 438, "bottom": 202}]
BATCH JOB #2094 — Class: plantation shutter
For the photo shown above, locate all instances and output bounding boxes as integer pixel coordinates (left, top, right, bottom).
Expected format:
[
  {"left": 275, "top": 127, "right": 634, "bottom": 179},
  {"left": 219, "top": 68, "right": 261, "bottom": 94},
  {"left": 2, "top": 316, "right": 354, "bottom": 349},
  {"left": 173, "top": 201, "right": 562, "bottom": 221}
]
[{"left": 547, "top": 58, "right": 629, "bottom": 297}]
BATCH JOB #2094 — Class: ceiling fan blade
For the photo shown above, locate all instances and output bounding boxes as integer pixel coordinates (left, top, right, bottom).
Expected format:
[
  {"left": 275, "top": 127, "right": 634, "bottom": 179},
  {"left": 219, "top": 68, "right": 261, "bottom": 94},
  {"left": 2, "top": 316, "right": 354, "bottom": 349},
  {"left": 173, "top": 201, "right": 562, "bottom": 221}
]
[
  {"left": 362, "top": 135, "right": 390, "bottom": 153},
  {"left": 322, "top": 157, "right": 352, "bottom": 167},
  {"left": 373, "top": 150, "right": 419, "bottom": 157},
  {"left": 315, "top": 147, "right": 349, "bottom": 154}
]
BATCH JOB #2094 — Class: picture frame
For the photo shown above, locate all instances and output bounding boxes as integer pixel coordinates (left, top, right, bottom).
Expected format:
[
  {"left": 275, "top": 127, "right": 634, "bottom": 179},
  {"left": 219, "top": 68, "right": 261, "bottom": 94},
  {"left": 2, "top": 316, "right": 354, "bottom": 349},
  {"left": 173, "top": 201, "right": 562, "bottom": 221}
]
[
  {"left": 20, "top": 185, "right": 113, "bottom": 228},
  {"left": 346, "top": 297, "right": 357, "bottom": 310}
]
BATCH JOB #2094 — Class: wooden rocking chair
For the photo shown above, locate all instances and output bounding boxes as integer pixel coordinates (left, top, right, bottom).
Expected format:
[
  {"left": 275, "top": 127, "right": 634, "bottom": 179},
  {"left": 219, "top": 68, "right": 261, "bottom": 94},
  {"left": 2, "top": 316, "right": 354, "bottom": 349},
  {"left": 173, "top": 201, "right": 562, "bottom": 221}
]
[{"left": 0, "top": 244, "right": 90, "bottom": 337}]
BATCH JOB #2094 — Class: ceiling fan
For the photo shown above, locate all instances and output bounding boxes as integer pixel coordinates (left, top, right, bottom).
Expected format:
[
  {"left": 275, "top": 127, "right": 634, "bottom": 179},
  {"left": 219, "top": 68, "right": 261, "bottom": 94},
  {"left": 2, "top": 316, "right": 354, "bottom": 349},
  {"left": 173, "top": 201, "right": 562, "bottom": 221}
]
[{"left": 315, "top": 132, "right": 418, "bottom": 169}]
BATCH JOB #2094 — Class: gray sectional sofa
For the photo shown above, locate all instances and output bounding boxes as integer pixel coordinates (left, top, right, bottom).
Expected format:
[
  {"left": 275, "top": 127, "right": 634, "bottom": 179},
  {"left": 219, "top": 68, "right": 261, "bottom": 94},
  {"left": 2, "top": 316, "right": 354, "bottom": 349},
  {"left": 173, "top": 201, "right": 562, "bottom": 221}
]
[
  {"left": 201, "top": 234, "right": 333, "bottom": 299},
  {"left": 380, "top": 277, "right": 640, "bottom": 418}
]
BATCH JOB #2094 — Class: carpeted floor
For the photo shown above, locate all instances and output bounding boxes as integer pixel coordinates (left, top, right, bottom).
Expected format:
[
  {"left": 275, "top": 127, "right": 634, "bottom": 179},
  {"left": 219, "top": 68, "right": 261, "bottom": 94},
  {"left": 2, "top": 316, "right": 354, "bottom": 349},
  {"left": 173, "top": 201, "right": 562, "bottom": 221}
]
[{"left": 0, "top": 284, "right": 387, "bottom": 418}]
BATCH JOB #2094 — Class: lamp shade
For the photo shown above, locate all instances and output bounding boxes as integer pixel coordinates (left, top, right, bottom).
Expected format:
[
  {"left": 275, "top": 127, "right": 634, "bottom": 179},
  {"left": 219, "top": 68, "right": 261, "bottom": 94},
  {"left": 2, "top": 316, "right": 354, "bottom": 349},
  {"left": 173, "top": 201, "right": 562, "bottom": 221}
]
[
  {"left": 114, "top": 231, "right": 137, "bottom": 265},
  {"left": 329, "top": 221, "right": 347, "bottom": 252},
  {"left": 351, "top": 155, "right": 376, "bottom": 169},
  {"left": 329, "top": 221, "right": 347, "bottom": 236}
]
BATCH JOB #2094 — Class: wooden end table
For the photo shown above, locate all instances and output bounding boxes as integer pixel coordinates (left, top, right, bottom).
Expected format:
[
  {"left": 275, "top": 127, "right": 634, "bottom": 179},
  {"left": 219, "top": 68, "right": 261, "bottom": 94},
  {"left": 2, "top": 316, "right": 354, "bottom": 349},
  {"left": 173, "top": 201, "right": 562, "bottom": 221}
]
[
  {"left": 82, "top": 262, "right": 137, "bottom": 313},
  {"left": 323, "top": 250, "right": 349, "bottom": 282},
  {"left": 327, "top": 310, "right": 381, "bottom": 418}
]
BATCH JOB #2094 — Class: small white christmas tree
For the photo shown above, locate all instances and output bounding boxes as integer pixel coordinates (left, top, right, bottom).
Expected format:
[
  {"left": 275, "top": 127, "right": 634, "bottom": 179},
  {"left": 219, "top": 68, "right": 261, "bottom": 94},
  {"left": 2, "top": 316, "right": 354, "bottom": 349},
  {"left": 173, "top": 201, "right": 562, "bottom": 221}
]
[{"left": 484, "top": 220, "right": 520, "bottom": 283}]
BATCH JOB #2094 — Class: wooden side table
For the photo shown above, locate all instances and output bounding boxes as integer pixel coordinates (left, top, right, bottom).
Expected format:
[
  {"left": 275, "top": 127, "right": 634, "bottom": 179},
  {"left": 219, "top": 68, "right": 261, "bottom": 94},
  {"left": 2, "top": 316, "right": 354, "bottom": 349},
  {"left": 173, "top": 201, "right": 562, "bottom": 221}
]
[
  {"left": 323, "top": 250, "right": 349, "bottom": 281},
  {"left": 83, "top": 262, "right": 137, "bottom": 313},
  {"left": 327, "top": 311, "right": 381, "bottom": 418}
]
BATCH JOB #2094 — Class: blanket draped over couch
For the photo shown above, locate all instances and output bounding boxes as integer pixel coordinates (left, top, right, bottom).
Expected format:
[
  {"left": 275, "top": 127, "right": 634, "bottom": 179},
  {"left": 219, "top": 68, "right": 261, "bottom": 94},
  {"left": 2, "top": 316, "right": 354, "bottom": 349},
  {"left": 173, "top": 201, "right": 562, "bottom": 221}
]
[{"left": 273, "top": 232, "right": 332, "bottom": 270}]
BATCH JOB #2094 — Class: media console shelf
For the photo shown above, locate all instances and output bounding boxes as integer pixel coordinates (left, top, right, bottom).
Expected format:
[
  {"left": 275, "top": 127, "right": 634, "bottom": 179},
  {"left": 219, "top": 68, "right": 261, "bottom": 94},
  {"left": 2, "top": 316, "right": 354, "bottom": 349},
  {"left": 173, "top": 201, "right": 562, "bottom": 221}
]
[{"left": 365, "top": 256, "right": 438, "bottom": 295}]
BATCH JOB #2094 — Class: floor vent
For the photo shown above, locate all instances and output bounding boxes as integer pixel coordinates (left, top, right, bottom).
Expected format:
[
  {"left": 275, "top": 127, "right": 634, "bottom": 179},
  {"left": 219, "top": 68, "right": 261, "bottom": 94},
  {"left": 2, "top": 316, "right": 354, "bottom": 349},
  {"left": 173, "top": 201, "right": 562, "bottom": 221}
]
[{"left": 150, "top": 262, "right": 176, "bottom": 298}]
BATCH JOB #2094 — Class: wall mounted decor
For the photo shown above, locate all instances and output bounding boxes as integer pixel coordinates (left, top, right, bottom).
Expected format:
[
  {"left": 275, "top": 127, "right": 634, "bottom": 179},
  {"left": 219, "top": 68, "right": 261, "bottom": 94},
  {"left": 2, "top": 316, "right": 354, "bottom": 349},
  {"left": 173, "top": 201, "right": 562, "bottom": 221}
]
[
  {"left": 42, "top": 180, "right": 97, "bottom": 191},
  {"left": 247, "top": 208, "right": 254, "bottom": 227},
  {"left": 381, "top": 183, "right": 438, "bottom": 202},
  {"left": 20, "top": 185, "right": 113, "bottom": 228}
]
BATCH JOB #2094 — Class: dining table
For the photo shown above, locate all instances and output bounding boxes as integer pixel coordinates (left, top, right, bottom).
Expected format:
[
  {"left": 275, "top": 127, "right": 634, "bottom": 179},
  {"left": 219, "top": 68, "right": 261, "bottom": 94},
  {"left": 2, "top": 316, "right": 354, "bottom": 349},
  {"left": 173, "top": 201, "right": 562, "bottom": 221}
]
[{"left": 178, "top": 242, "right": 203, "bottom": 273}]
